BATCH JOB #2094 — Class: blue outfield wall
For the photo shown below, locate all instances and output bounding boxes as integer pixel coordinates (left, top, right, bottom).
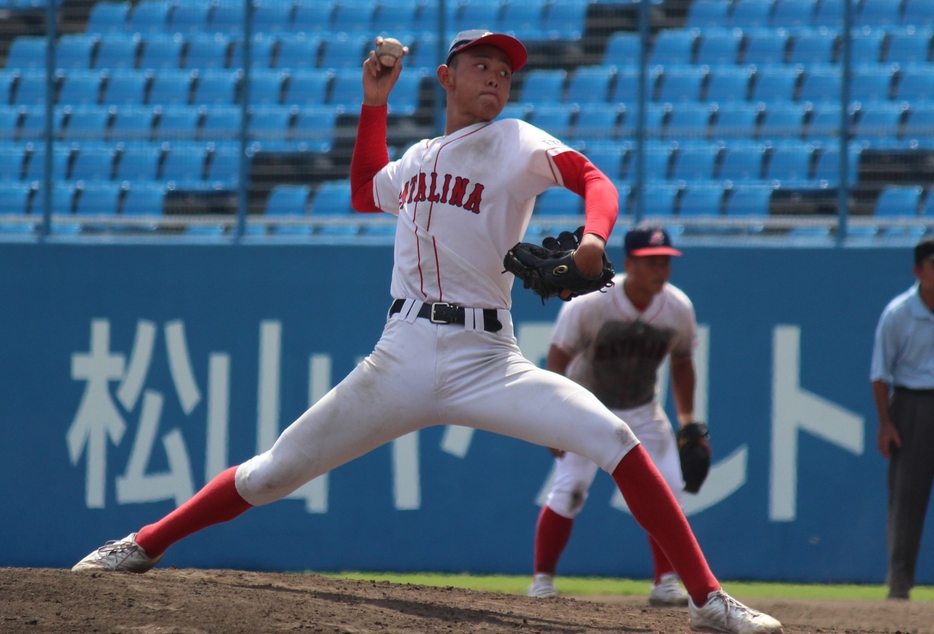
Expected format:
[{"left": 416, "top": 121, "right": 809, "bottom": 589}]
[{"left": 1, "top": 242, "right": 932, "bottom": 584}]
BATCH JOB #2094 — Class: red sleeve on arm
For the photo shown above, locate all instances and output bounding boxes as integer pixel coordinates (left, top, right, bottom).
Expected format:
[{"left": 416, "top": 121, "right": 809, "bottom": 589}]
[
  {"left": 550, "top": 150, "right": 618, "bottom": 242},
  {"left": 350, "top": 105, "right": 391, "bottom": 213}
]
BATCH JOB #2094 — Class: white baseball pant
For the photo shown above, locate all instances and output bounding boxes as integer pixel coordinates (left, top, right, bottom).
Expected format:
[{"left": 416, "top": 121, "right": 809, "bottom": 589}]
[{"left": 235, "top": 300, "right": 641, "bottom": 505}]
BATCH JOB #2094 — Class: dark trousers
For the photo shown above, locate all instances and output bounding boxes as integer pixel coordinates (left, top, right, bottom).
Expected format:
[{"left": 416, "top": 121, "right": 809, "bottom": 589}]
[{"left": 886, "top": 387, "right": 934, "bottom": 598}]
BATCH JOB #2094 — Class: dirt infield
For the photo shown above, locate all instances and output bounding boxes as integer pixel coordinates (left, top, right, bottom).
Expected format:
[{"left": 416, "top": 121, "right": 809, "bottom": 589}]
[{"left": 2, "top": 567, "right": 933, "bottom": 634}]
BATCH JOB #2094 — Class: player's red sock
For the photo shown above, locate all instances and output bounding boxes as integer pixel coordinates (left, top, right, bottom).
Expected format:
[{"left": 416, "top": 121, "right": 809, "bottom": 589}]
[
  {"left": 135, "top": 466, "right": 252, "bottom": 558},
  {"left": 611, "top": 446, "right": 719, "bottom": 606},
  {"left": 533, "top": 505, "right": 574, "bottom": 575},
  {"left": 649, "top": 536, "right": 677, "bottom": 584}
]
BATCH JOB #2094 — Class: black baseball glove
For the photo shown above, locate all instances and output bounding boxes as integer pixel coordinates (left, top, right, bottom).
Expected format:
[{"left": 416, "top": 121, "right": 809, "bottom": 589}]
[
  {"left": 503, "top": 227, "right": 615, "bottom": 303},
  {"left": 676, "top": 421, "right": 710, "bottom": 494}
]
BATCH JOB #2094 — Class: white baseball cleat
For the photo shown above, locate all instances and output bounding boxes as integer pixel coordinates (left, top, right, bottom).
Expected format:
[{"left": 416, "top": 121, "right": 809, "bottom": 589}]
[
  {"left": 649, "top": 573, "right": 690, "bottom": 606},
  {"left": 72, "top": 533, "right": 162, "bottom": 573},
  {"left": 527, "top": 573, "right": 558, "bottom": 598},
  {"left": 689, "top": 590, "right": 783, "bottom": 634}
]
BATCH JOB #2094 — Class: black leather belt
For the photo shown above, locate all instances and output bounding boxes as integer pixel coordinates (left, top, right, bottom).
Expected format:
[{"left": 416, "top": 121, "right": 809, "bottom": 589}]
[
  {"left": 389, "top": 299, "right": 502, "bottom": 333},
  {"left": 894, "top": 386, "right": 934, "bottom": 395}
]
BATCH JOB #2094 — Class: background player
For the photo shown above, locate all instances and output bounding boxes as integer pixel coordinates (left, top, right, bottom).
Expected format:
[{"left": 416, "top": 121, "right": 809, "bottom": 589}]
[
  {"left": 72, "top": 30, "right": 780, "bottom": 634},
  {"left": 528, "top": 224, "right": 705, "bottom": 606}
]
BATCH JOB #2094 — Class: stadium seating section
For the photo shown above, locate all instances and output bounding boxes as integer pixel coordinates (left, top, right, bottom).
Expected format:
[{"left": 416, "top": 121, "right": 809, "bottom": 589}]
[{"left": 0, "top": 0, "right": 932, "bottom": 237}]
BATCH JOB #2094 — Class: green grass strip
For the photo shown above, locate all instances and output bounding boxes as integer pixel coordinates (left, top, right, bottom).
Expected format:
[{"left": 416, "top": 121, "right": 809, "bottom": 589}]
[{"left": 314, "top": 571, "right": 934, "bottom": 602}]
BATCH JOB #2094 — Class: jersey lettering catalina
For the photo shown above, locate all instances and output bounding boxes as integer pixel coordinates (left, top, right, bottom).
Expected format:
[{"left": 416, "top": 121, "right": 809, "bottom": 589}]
[{"left": 373, "top": 119, "right": 577, "bottom": 310}]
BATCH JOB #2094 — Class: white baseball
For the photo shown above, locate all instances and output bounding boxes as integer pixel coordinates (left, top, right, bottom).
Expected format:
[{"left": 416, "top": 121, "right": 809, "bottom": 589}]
[{"left": 376, "top": 37, "right": 405, "bottom": 67}]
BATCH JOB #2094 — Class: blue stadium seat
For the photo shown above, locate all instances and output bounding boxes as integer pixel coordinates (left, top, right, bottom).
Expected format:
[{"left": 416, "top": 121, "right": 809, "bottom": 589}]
[
  {"left": 19, "top": 105, "right": 65, "bottom": 140},
  {"left": 501, "top": 0, "right": 546, "bottom": 41},
  {"left": 184, "top": 34, "right": 231, "bottom": 70},
  {"left": 851, "top": 30, "right": 886, "bottom": 66},
  {"left": 875, "top": 185, "right": 923, "bottom": 215},
  {"left": 857, "top": 0, "right": 903, "bottom": 28},
  {"left": 0, "top": 72, "right": 17, "bottom": 108},
  {"left": 806, "top": 105, "right": 849, "bottom": 140},
  {"left": 719, "top": 143, "right": 766, "bottom": 181},
  {"left": 885, "top": 30, "right": 933, "bottom": 65},
  {"left": 94, "top": 36, "right": 141, "bottom": 71},
  {"left": 0, "top": 145, "right": 27, "bottom": 180},
  {"left": 58, "top": 71, "right": 104, "bottom": 106},
  {"left": 0, "top": 108, "right": 21, "bottom": 143},
  {"left": 70, "top": 145, "right": 116, "bottom": 181},
  {"left": 672, "top": 145, "right": 720, "bottom": 181},
  {"left": 310, "top": 180, "right": 356, "bottom": 236},
  {"left": 109, "top": 106, "right": 156, "bottom": 144},
  {"left": 572, "top": 103, "right": 621, "bottom": 140},
  {"left": 292, "top": 106, "right": 338, "bottom": 152},
  {"left": 161, "top": 143, "right": 207, "bottom": 185},
  {"left": 328, "top": 69, "right": 364, "bottom": 110},
  {"left": 497, "top": 103, "right": 530, "bottom": 121},
  {"left": 86, "top": 2, "right": 130, "bottom": 36},
  {"left": 642, "top": 141, "right": 674, "bottom": 180},
  {"left": 103, "top": 70, "right": 149, "bottom": 106},
  {"left": 6, "top": 37, "right": 48, "bottom": 73},
  {"left": 542, "top": 0, "right": 588, "bottom": 42},
  {"left": 759, "top": 103, "right": 808, "bottom": 140},
  {"left": 168, "top": 0, "right": 212, "bottom": 34},
  {"left": 275, "top": 35, "right": 324, "bottom": 70},
  {"left": 229, "top": 36, "right": 277, "bottom": 70},
  {"left": 650, "top": 31, "right": 697, "bottom": 66},
  {"left": 253, "top": 0, "right": 295, "bottom": 34},
  {"left": 283, "top": 69, "right": 331, "bottom": 106},
  {"left": 896, "top": 69, "right": 934, "bottom": 104},
  {"left": 245, "top": 70, "right": 285, "bottom": 106},
  {"left": 154, "top": 105, "right": 202, "bottom": 141},
  {"left": 686, "top": 0, "right": 731, "bottom": 29},
  {"left": 725, "top": 184, "right": 772, "bottom": 215},
  {"left": 373, "top": 0, "right": 416, "bottom": 34},
  {"left": 813, "top": 0, "right": 842, "bottom": 28},
  {"left": 535, "top": 186, "right": 583, "bottom": 215},
  {"left": 403, "top": 33, "right": 439, "bottom": 71},
  {"left": 201, "top": 105, "right": 242, "bottom": 142},
  {"left": 455, "top": 0, "right": 502, "bottom": 33},
  {"left": 528, "top": 103, "right": 574, "bottom": 138},
  {"left": 584, "top": 142, "right": 626, "bottom": 180},
  {"left": 711, "top": 103, "right": 761, "bottom": 139},
  {"left": 639, "top": 183, "right": 679, "bottom": 216},
  {"left": 56, "top": 35, "right": 98, "bottom": 70},
  {"left": 63, "top": 106, "right": 112, "bottom": 142},
  {"left": 902, "top": 0, "right": 934, "bottom": 29},
  {"left": 385, "top": 71, "right": 423, "bottom": 116},
  {"left": 319, "top": 35, "right": 368, "bottom": 70},
  {"left": 620, "top": 103, "right": 668, "bottom": 137},
  {"left": 291, "top": 1, "right": 334, "bottom": 34},
  {"left": 771, "top": 0, "right": 816, "bottom": 29},
  {"left": 695, "top": 30, "right": 742, "bottom": 66},
  {"left": 148, "top": 70, "right": 194, "bottom": 106},
  {"left": 788, "top": 31, "right": 838, "bottom": 65},
  {"left": 604, "top": 32, "right": 640, "bottom": 68},
  {"left": 665, "top": 104, "right": 712, "bottom": 138},
  {"left": 813, "top": 144, "right": 860, "bottom": 185},
  {"left": 0, "top": 183, "right": 34, "bottom": 233},
  {"left": 679, "top": 185, "right": 723, "bottom": 216},
  {"left": 743, "top": 31, "right": 789, "bottom": 66},
  {"left": 799, "top": 67, "right": 841, "bottom": 103},
  {"left": 249, "top": 106, "right": 292, "bottom": 149},
  {"left": 610, "top": 68, "right": 646, "bottom": 105},
  {"left": 730, "top": 0, "right": 774, "bottom": 30},
  {"left": 139, "top": 34, "right": 185, "bottom": 71},
  {"left": 565, "top": 66, "right": 614, "bottom": 104},
  {"left": 850, "top": 67, "right": 894, "bottom": 104},
  {"left": 192, "top": 70, "right": 240, "bottom": 105},
  {"left": 331, "top": 0, "right": 378, "bottom": 33},
  {"left": 32, "top": 184, "right": 80, "bottom": 222},
  {"left": 705, "top": 68, "right": 752, "bottom": 104},
  {"left": 76, "top": 182, "right": 123, "bottom": 218},
  {"left": 765, "top": 142, "right": 813, "bottom": 183},
  {"left": 122, "top": 183, "right": 165, "bottom": 216},
  {"left": 116, "top": 143, "right": 162, "bottom": 180},
  {"left": 208, "top": 0, "right": 247, "bottom": 34},
  {"left": 24, "top": 143, "right": 71, "bottom": 182},
  {"left": 520, "top": 69, "right": 566, "bottom": 104},
  {"left": 129, "top": 1, "right": 172, "bottom": 34},
  {"left": 266, "top": 183, "right": 310, "bottom": 214},
  {"left": 855, "top": 104, "right": 904, "bottom": 142},
  {"left": 656, "top": 67, "right": 706, "bottom": 103},
  {"left": 904, "top": 107, "right": 934, "bottom": 142}
]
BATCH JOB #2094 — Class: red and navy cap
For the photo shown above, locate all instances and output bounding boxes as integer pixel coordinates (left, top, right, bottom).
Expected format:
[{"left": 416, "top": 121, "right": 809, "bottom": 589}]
[
  {"left": 624, "top": 224, "right": 682, "bottom": 257},
  {"left": 445, "top": 30, "right": 528, "bottom": 71}
]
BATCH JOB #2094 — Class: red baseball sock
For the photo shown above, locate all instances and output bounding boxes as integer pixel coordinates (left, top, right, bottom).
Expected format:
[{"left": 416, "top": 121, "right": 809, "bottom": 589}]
[
  {"left": 135, "top": 466, "right": 252, "bottom": 558},
  {"left": 611, "top": 446, "right": 719, "bottom": 606},
  {"left": 533, "top": 505, "right": 574, "bottom": 575},
  {"left": 649, "top": 535, "right": 677, "bottom": 584}
]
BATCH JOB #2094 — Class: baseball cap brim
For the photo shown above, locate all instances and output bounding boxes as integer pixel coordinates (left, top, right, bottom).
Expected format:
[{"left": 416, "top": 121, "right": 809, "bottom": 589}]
[
  {"left": 447, "top": 32, "right": 528, "bottom": 71},
  {"left": 629, "top": 246, "right": 683, "bottom": 257}
]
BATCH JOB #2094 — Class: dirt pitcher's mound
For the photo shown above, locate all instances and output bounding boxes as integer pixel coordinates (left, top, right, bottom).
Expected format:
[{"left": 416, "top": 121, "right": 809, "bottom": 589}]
[{"left": 1, "top": 567, "right": 932, "bottom": 634}]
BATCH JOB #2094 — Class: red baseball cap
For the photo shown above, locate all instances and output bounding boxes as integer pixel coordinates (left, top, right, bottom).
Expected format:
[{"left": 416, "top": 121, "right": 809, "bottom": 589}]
[
  {"left": 445, "top": 30, "right": 528, "bottom": 71},
  {"left": 624, "top": 224, "right": 683, "bottom": 257}
]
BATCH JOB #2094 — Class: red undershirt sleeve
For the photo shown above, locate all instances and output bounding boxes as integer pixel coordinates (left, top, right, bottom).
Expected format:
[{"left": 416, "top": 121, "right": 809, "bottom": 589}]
[
  {"left": 550, "top": 151, "right": 618, "bottom": 242},
  {"left": 350, "top": 104, "right": 390, "bottom": 213}
]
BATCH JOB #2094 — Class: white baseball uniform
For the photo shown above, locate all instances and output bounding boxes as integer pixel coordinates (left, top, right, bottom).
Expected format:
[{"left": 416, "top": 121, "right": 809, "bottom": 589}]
[
  {"left": 235, "top": 117, "right": 638, "bottom": 505},
  {"left": 544, "top": 274, "right": 698, "bottom": 518}
]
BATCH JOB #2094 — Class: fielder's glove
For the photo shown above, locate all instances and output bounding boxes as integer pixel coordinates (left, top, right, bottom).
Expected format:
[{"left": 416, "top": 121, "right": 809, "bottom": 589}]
[
  {"left": 503, "top": 227, "right": 615, "bottom": 303},
  {"left": 676, "top": 421, "right": 710, "bottom": 494}
]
